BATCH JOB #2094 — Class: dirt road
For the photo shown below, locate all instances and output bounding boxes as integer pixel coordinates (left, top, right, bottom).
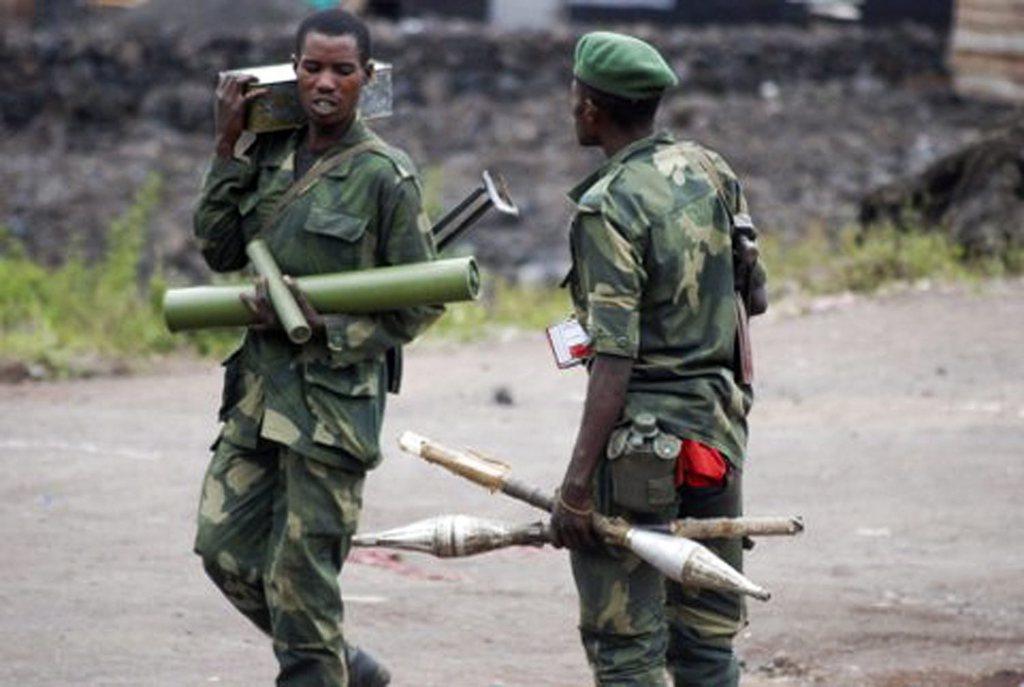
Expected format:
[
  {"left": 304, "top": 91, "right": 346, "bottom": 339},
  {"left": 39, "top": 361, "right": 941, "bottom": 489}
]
[{"left": 2, "top": 283, "right": 1022, "bottom": 686}]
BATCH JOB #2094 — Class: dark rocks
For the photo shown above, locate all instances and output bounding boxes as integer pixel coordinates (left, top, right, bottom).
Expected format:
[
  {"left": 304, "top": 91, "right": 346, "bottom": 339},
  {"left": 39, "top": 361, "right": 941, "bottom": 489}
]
[
  {"left": 861, "top": 121, "right": 1024, "bottom": 260},
  {"left": 0, "top": 9, "right": 1014, "bottom": 282},
  {"left": 2, "top": 16, "right": 950, "bottom": 133}
]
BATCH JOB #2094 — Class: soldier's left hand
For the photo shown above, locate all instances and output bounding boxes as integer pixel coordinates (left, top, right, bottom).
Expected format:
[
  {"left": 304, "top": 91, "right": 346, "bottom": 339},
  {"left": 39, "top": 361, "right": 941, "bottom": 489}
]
[
  {"left": 239, "top": 277, "right": 279, "bottom": 330},
  {"left": 283, "top": 276, "right": 326, "bottom": 335},
  {"left": 551, "top": 490, "right": 598, "bottom": 551}
]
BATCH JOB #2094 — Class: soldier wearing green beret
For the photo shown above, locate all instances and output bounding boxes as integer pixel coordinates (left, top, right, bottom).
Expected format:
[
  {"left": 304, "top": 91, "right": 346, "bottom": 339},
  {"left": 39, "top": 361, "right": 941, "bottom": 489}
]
[
  {"left": 191, "top": 9, "right": 441, "bottom": 687},
  {"left": 550, "top": 31, "right": 767, "bottom": 686}
]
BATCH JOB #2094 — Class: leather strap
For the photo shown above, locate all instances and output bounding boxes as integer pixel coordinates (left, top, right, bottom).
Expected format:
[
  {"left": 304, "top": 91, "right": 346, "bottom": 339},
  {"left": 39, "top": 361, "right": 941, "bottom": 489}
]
[
  {"left": 260, "top": 138, "right": 384, "bottom": 236},
  {"left": 685, "top": 144, "right": 756, "bottom": 385}
]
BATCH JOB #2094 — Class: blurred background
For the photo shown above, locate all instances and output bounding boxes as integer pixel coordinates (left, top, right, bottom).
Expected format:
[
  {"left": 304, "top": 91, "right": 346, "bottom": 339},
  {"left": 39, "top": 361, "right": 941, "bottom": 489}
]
[{"left": 0, "top": 0, "right": 1020, "bottom": 372}]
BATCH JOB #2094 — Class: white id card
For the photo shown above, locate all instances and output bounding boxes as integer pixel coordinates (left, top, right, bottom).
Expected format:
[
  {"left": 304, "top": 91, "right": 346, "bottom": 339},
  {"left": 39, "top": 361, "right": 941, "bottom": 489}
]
[{"left": 545, "top": 318, "right": 592, "bottom": 369}]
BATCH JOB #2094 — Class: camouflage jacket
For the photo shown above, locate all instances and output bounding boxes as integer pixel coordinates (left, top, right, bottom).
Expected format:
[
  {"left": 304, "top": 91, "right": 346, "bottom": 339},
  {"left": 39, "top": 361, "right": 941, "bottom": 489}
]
[
  {"left": 567, "top": 131, "right": 758, "bottom": 465},
  {"left": 194, "top": 118, "right": 443, "bottom": 472}
]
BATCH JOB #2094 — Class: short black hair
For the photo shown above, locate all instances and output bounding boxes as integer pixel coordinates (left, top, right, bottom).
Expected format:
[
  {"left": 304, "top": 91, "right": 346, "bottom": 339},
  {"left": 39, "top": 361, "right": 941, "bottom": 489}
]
[
  {"left": 578, "top": 80, "right": 661, "bottom": 130},
  {"left": 295, "top": 9, "right": 372, "bottom": 64}
]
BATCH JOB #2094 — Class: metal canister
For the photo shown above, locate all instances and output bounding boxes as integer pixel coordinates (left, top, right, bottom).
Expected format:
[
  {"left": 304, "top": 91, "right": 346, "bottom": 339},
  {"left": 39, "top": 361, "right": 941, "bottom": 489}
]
[
  {"left": 606, "top": 413, "right": 681, "bottom": 515},
  {"left": 220, "top": 61, "right": 394, "bottom": 134}
]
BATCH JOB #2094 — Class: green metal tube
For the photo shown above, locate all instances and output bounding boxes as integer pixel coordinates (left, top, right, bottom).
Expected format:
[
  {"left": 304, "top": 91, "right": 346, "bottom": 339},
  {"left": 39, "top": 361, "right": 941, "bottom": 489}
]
[
  {"left": 163, "top": 257, "right": 480, "bottom": 333},
  {"left": 245, "top": 239, "right": 312, "bottom": 344}
]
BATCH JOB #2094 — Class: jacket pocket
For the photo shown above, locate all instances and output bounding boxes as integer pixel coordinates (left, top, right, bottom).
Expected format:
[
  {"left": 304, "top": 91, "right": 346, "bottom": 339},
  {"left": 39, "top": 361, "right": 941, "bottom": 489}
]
[
  {"left": 303, "top": 204, "right": 368, "bottom": 243},
  {"left": 302, "top": 359, "right": 379, "bottom": 397},
  {"left": 302, "top": 360, "right": 383, "bottom": 463}
]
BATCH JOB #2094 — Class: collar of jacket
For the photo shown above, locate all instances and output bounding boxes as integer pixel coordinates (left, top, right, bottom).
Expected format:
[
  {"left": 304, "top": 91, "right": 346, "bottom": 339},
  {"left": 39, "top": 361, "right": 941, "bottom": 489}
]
[
  {"left": 566, "top": 129, "right": 674, "bottom": 204},
  {"left": 266, "top": 116, "right": 376, "bottom": 173}
]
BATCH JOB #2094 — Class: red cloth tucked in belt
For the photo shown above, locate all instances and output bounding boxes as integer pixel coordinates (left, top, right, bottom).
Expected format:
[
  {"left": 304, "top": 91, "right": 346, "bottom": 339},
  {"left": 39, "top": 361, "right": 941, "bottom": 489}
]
[{"left": 675, "top": 440, "right": 728, "bottom": 488}]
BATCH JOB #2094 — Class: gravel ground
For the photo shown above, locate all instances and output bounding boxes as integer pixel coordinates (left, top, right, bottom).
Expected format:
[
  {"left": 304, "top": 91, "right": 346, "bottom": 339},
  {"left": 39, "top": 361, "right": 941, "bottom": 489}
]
[{"left": 1, "top": 281, "right": 1023, "bottom": 686}]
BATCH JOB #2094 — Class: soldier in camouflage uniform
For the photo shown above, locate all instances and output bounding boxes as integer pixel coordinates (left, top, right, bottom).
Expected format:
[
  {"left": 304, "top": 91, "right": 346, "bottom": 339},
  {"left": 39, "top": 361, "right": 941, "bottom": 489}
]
[
  {"left": 192, "top": 10, "right": 441, "bottom": 686},
  {"left": 550, "top": 32, "right": 767, "bottom": 687}
]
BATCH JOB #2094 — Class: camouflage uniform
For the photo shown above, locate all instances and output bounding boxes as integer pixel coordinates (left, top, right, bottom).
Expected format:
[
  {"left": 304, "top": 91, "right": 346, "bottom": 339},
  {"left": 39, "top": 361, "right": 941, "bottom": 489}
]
[
  {"left": 193, "top": 117, "right": 442, "bottom": 686},
  {"left": 566, "top": 131, "right": 758, "bottom": 687}
]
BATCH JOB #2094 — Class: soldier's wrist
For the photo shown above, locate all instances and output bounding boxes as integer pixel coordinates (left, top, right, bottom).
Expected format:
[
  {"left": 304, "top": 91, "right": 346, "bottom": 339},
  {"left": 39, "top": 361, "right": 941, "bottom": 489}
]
[
  {"left": 214, "top": 135, "right": 239, "bottom": 160},
  {"left": 559, "top": 481, "right": 592, "bottom": 508}
]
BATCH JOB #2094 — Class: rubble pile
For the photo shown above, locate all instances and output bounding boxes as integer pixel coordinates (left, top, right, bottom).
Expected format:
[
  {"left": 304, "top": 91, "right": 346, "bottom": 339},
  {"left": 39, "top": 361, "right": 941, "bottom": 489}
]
[{"left": 0, "top": 7, "right": 1016, "bottom": 280}]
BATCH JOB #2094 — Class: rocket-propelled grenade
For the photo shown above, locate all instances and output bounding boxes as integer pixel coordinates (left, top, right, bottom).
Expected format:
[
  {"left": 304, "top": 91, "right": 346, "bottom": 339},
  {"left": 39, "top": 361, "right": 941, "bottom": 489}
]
[
  {"left": 352, "top": 515, "right": 548, "bottom": 558},
  {"left": 354, "top": 514, "right": 800, "bottom": 560},
  {"left": 163, "top": 257, "right": 480, "bottom": 333},
  {"left": 245, "top": 239, "right": 312, "bottom": 345},
  {"left": 597, "top": 519, "right": 772, "bottom": 602},
  {"left": 396, "top": 433, "right": 801, "bottom": 540},
  {"left": 352, "top": 514, "right": 775, "bottom": 600},
  {"left": 396, "top": 431, "right": 772, "bottom": 602},
  {"left": 398, "top": 432, "right": 553, "bottom": 511}
]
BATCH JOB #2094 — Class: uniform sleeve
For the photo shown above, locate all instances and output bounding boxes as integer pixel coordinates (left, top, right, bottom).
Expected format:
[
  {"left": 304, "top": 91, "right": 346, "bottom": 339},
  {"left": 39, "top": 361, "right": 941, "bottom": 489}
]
[
  {"left": 192, "top": 156, "right": 258, "bottom": 273},
  {"left": 574, "top": 207, "right": 645, "bottom": 359},
  {"left": 322, "top": 176, "right": 444, "bottom": 366}
]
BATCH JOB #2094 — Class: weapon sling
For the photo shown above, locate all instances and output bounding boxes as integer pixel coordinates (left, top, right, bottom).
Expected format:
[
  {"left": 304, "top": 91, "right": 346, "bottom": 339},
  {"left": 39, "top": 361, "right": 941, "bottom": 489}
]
[
  {"left": 260, "top": 137, "right": 386, "bottom": 234},
  {"left": 687, "top": 146, "right": 756, "bottom": 385}
]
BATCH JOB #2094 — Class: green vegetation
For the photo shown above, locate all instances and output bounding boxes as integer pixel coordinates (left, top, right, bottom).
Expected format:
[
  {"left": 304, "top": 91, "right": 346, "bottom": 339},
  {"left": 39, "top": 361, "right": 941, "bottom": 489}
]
[
  {"left": 1, "top": 176, "right": 172, "bottom": 375},
  {"left": 429, "top": 279, "right": 571, "bottom": 341},
  {"left": 0, "top": 175, "right": 1019, "bottom": 378},
  {"left": 0, "top": 175, "right": 240, "bottom": 375},
  {"left": 760, "top": 223, "right": 1022, "bottom": 296}
]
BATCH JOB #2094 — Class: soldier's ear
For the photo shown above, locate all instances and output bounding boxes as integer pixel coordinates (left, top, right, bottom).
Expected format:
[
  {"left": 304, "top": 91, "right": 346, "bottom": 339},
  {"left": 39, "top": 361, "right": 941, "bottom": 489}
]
[
  {"left": 362, "top": 60, "right": 375, "bottom": 85},
  {"left": 291, "top": 54, "right": 299, "bottom": 74}
]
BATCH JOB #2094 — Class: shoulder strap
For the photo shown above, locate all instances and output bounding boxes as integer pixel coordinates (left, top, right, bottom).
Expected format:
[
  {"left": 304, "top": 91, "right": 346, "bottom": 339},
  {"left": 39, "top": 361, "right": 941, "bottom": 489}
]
[
  {"left": 685, "top": 144, "right": 732, "bottom": 218},
  {"left": 683, "top": 144, "right": 756, "bottom": 384},
  {"left": 260, "top": 138, "right": 384, "bottom": 235}
]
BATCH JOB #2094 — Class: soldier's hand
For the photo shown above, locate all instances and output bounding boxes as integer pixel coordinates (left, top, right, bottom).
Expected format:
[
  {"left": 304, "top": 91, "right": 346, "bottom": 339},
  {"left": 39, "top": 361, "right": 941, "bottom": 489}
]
[
  {"left": 214, "top": 73, "right": 267, "bottom": 159},
  {"left": 283, "top": 275, "right": 326, "bottom": 335},
  {"left": 550, "top": 489, "right": 598, "bottom": 551},
  {"left": 239, "top": 277, "right": 279, "bottom": 330}
]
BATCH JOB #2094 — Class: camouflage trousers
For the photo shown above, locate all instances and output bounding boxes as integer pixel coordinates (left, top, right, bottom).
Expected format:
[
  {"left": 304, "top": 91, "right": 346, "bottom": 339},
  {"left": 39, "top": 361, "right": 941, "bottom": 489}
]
[
  {"left": 571, "top": 463, "right": 746, "bottom": 687},
  {"left": 194, "top": 437, "right": 364, "bottom": 687}
]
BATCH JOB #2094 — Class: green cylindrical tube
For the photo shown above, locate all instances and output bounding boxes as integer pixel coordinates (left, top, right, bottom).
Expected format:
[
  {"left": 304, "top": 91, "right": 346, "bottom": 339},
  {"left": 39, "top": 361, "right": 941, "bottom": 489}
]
[
  {"left": 163, "top": 257, "right": 480, "bottom": 333},
  {"left": 245, "top": 239, "right": 311, "bottom": 344}
]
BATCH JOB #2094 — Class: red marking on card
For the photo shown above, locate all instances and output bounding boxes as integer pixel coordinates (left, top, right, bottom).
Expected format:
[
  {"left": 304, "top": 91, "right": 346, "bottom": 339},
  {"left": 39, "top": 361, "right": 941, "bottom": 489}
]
[{"left": 569, "top": 344, "right": 592, "bottom": 358}]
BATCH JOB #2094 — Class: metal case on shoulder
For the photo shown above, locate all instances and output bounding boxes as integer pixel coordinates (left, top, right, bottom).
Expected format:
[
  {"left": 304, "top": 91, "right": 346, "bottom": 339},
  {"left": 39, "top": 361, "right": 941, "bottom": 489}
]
[{"left": 221, "top": 61, "right": 394, "bottom": 134}]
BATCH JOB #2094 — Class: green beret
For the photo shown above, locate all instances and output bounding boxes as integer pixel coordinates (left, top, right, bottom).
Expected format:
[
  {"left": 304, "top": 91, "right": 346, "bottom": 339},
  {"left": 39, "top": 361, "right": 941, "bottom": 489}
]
[{"left": 573, "top": 31, "right": 678, "bottom": 100}]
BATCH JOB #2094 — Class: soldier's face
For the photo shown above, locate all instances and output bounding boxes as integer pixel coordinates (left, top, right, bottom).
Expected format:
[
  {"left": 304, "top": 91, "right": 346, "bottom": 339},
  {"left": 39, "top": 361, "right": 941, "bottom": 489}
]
[
  {"left": 293, "top": 31, "right": 370, "bottom": 130},
  {"left": 571, "top": 80, "right": 598, "bottom": 147}
]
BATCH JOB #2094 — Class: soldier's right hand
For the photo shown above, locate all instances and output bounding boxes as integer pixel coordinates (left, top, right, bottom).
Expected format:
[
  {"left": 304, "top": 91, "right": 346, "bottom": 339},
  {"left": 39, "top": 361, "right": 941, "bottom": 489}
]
[
  {"left": 214, "top": 74, "right": 267, "bottom": 159},
  {"left": 239, "top": 277, "right": 279, "bottom": 331},
  {"left": 550, "top": 490, "right": 599, "bottom": 551}
]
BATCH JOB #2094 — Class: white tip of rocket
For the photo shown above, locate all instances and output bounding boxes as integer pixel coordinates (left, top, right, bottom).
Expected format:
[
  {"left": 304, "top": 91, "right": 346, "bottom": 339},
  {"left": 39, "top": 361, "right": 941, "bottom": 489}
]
[
  {"left": 626, "top": 529, "right": 771, "bottom": 602},
  {"left": 398, "top": 431, "right": 427, "bottom": 456}
]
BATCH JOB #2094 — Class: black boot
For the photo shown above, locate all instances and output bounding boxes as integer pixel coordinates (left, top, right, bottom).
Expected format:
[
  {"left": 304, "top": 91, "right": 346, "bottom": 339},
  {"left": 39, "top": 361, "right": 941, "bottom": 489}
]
[{"left": 346, "top": 645, "right": 391, "bottom": 687}]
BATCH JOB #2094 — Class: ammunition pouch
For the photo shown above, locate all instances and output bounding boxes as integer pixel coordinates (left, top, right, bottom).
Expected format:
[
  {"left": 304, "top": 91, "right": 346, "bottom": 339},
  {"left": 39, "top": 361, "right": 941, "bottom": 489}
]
[
  {"left": 606, "top": 419, "right": 681, "bottom": 516},
  {"left": 732, "top": 219, "right": 767, "bottom": 318}
]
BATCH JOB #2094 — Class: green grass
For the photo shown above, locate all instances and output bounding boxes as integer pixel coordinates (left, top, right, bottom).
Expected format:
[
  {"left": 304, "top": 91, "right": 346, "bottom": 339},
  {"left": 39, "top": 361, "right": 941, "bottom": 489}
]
[
  {"left": 427, "top": 278, "right": 572, "bottom": 341},
  {"left": 1, "top": 174, "right": 1019, "bottom": 378},
  {"left": 759, "top": 222, "right": 1022, "bottom": 297},
  {"left": 0, "top": 175, "right": 181, "bottom": 375}
]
